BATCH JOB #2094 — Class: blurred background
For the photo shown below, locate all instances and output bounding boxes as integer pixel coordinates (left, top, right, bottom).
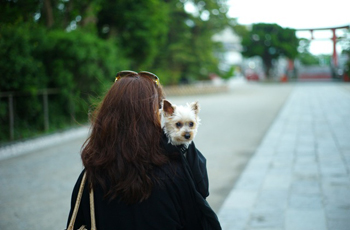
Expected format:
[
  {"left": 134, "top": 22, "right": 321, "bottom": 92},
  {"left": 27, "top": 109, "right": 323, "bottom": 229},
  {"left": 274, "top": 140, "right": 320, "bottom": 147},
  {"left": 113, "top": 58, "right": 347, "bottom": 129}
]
[
  {"left": 1, "top": 1, "right": 350, "bottom": 229},
  {"left": 0, "top": 0, "right": 349, "bottom": 143}
]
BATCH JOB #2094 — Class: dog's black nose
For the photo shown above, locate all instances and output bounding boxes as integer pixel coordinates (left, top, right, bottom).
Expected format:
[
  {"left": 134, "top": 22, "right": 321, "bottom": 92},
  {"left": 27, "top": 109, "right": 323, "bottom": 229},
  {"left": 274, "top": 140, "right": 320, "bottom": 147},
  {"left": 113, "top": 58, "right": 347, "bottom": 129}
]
[{"left": 184, "top": 133, "right": 191, "bottom": 139}]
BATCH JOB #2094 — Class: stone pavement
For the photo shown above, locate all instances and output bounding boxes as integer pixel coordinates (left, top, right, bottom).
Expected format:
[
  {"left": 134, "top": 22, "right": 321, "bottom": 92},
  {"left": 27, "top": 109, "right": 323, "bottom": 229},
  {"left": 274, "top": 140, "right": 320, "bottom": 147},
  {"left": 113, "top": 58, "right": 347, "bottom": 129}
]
[{"left": 218, "top": 83, "right": 350, "bottom": 230}]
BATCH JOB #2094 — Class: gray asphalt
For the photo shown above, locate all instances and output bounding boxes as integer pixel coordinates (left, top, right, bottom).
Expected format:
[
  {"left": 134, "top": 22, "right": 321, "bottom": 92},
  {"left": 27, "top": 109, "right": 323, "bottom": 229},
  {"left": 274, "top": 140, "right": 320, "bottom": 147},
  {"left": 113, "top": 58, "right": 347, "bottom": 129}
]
[{"left": 0, "top": 80, "right": 301, "bottom": 229}]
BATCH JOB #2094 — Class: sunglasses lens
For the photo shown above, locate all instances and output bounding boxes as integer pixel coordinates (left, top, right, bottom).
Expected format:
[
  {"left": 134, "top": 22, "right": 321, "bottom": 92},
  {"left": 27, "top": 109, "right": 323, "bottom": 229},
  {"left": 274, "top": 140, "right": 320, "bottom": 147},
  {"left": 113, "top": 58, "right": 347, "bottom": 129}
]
[
  {"left": 115, "top": 71, "right": 159, "bottom": 85},
  {"left": 115, "top": 71, "right": 137, "bottom": 82},
  {"left": 139, "top": 71, "right": 160, "bottom": 85}
]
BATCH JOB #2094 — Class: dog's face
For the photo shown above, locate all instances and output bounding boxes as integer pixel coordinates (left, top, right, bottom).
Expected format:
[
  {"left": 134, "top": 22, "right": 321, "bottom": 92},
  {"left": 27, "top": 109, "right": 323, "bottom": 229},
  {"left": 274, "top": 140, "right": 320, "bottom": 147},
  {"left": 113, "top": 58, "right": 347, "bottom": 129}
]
[{"left": 161, "top": 99, "right": 200, "bottom": 146}]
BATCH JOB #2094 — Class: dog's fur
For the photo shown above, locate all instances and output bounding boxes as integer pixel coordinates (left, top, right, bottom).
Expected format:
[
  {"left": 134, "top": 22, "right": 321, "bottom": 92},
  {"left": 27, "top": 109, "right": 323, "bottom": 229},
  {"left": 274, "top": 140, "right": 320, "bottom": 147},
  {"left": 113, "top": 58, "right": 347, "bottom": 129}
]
[{"left": 160, "top": 99, "right": 200, "bottom": 148}]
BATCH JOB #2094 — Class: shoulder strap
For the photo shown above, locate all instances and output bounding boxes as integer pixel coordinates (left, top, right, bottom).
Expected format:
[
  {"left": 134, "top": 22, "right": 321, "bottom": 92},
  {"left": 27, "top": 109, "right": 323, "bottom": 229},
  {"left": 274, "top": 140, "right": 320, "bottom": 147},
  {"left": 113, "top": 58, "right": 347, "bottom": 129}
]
[
  {"left": 90, "top": 186, "right": 97, "bottom": 230},
  {"left": 67, "top": 172, "right": 87, "bottom": 230},
  {"left": 67, "top": 172, "right": 97, "bottom": 230}
]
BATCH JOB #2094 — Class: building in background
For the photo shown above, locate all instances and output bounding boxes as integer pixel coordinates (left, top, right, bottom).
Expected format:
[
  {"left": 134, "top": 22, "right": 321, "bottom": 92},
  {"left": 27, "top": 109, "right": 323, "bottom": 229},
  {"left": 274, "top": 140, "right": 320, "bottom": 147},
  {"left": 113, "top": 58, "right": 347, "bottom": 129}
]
[
  {"left": 212, "top": 27, "right": 243, "bottom": 77},
  {"left": 213, "top": 27, "right": 267, "bottom": 81}
]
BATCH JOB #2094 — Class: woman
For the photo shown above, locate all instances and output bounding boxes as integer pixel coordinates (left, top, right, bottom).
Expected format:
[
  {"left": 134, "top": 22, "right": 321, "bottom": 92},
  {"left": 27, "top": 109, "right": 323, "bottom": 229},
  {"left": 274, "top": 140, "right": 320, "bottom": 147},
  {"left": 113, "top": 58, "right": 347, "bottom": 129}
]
[{"left": 67, "top": 71, "right": 221, "bottom": 230}]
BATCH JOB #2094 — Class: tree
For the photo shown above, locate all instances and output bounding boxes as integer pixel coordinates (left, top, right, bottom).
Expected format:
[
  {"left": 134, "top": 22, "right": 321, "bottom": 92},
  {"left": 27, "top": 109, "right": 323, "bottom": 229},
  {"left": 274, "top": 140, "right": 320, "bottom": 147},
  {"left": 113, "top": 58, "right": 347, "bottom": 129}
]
[
  {"left": 0, "top": 0, "right": 40, "bottom": 24},
  {"left": 0, "top": 0, "right": 101, "bottom": 30},
  {"left": 297, "top": 38, "right": 319, "bottom": 66},
  {"left": 241, "top": 23, "right": 299, "bottom": 78},
  {"left": 0, "top": 0, "right": 231, "bottom": 141},
  {"left": 184, "top": 0, "right": 230, "bottom": 80},
  {"left": 1, "top": 0, "right": 230, "bottom": 83},
  {"left": 340, "top": 28, "right": 350, "bottom": 78},
  {"left": 96, "top": 0, "right": 170, "bottom": 70},
  {"left": 96, "top": 0, "right": 229, "bottom": 83},
  {"left": 150, "top": 0, "right": 230, "bottom": 83}
]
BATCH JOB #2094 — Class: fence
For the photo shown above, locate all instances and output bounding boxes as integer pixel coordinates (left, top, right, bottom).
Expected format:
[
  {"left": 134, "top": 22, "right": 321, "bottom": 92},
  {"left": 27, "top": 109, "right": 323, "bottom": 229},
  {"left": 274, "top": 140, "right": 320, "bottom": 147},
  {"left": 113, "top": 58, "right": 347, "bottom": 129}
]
[{"left": 0, "top": 88, "right": 71, "bottom": 141}]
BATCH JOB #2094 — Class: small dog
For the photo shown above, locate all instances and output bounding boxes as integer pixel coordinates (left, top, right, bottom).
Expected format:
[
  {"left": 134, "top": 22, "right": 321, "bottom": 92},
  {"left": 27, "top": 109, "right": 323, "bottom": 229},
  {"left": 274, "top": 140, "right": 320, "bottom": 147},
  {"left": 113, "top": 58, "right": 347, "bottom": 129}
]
[{"left": 160, "top": 99, "right": 200, "bottom": 148}]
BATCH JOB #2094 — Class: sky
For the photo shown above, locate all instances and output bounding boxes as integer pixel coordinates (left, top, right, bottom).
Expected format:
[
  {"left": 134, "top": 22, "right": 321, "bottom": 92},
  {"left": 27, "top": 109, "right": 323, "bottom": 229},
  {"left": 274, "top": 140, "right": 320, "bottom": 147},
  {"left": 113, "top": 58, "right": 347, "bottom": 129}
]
[{"left": 227, "top": 0, "right": 350, "bottom": 55}]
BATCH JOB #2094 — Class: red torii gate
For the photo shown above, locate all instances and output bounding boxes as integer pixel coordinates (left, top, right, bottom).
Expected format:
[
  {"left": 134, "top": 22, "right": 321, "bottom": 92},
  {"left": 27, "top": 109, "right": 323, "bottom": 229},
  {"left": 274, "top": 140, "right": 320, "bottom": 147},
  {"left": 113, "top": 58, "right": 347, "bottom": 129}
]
[{"left": 297, "top": 25, "right": 350, "bottom": 67}]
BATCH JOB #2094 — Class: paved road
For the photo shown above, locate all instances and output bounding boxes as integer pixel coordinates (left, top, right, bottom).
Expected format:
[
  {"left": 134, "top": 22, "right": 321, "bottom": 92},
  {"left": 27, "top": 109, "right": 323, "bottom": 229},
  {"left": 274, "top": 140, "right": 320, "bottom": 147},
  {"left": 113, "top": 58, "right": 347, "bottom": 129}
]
[
  {"left": 218, "top": 82, "right": 350, "bottom": 230},
  {"left": 0, "top": 81, "right": 295, "bottom": 229}
]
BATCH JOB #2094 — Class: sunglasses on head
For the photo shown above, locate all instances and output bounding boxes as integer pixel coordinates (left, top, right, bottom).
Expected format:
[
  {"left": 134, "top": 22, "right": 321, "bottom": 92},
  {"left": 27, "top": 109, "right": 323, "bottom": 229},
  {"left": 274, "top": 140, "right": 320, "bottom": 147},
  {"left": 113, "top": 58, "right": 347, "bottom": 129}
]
[{"left": 115, "top": 70, "right": 160, "bottom": 86}]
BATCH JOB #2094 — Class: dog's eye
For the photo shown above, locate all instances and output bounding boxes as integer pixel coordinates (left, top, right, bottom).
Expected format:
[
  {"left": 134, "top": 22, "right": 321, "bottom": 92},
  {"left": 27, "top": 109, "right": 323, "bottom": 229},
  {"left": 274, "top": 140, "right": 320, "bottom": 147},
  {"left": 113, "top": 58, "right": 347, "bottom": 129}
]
[
  {"left": 176, "top": 122, "right": 182, "bottom": 128},
  {"left": 189, "top": 122, "right": 194, "bottom": 127}
]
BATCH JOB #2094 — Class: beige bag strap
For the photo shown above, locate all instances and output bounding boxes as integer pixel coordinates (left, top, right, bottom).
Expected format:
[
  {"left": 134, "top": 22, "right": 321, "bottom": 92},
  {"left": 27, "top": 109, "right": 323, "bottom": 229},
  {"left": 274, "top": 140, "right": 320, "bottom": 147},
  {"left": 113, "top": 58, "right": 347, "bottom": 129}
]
[
  {"left": 67, "top": 172, "right": 97, "bottom": 230},
  {"left": 90, "top": 187, "right": 97, "bottom": 230}
]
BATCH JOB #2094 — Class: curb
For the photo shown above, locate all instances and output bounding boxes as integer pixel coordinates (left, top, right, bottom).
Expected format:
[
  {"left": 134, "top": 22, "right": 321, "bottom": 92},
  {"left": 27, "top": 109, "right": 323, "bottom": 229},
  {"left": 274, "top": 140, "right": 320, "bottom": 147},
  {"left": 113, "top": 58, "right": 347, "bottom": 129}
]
[
  {"left": 0, "top": 126, "right": 90, "bottom": 161},
  {"left": 163, "top": 83, "right": 230, "bottom": 96}
]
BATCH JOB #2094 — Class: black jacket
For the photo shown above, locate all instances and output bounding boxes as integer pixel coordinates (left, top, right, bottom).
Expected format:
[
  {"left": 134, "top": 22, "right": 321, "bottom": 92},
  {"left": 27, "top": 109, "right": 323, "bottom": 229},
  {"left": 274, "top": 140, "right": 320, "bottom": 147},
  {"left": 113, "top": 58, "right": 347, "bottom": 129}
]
[{"left": 67, "top": 135, "right": 221, "bottom": 230}]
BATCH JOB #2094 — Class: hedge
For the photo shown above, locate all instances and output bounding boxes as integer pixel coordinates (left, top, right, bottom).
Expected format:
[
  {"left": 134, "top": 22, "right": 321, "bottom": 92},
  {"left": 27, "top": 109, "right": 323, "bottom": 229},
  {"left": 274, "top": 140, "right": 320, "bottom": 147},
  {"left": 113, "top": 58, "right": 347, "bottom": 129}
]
[{"left": 0, "top": 23, "right": 129, "bottom": 142}]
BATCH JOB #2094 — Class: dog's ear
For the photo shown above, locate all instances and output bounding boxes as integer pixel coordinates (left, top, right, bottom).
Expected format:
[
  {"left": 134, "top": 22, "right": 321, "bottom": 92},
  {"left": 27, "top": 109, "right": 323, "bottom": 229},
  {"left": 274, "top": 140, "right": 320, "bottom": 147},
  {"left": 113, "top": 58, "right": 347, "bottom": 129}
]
[
  {"left": 190, "top": 101, "right": 200, "bottom": 115},
  {"left": 162, "top": 99, "right": 175, "bottom": 116}
]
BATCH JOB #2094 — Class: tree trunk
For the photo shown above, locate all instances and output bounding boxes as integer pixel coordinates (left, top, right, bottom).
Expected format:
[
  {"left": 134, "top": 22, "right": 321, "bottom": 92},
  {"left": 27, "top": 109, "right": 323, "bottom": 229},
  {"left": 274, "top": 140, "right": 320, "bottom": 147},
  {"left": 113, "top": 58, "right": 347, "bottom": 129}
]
[
  {"left": 80, "top": 4, "right": 97, "bottom": 28},
  {"left": 265, "top": 66, "right": 271, "bottom": 79},
  {"left": 63, "top": 0, "right": 74, "bottom": 29},
  {"left": 43, "top": 0, "right": 54, "bottom": 28},
  {"left": 263, "top": 58, "right": 273, "bottom": 79}
]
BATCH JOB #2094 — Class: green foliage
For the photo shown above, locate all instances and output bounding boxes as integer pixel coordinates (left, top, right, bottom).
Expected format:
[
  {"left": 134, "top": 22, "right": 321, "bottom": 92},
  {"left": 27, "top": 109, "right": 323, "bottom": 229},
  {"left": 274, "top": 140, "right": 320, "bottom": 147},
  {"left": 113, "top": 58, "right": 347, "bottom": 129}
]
[
  {"left": 241, "top": 23, "right": 299, "bottom": 77},
  {"left": 0, "top": 23, "right": 48, "bottom": 141},
  {"left": 46, "top": 30, "right": 129, "bottom": 121},
  {"left": 96, "top": 0, "right": 229, "bottom": 81},
  {"left": 0, "top": 23, "right": 47, "bottom": 92},
  {"left": 340, "top": 29, "right": 350, "bottom": 77},
  {"left": 0, "top": 23, "right": 129, "bottom": 142},
  {"left": 297, "top": 39, "right": 333, "bottom": 66},
  {"left": 0, "top": 0, "right": 230, "bottom": 142},
  {"left": 221, "top": 66, "right": 235, "bottom": 79},
  {"left": 319, "top": 55, "right": 332, "bottom": 66},
  {"left": 0, "top": 0, "right": 40, "bottom": 25},
  {"left": 298, "top": 53, "right": 319, "bottom": 66},
  {"left": 150, "top": 0, "right": 229, "bottom": 82},
  {"left": 97, "top": 0, "right": 170, "bottom": 69},
  {"left": 297, "top": 39, "right": 318, "bottom": 66}
]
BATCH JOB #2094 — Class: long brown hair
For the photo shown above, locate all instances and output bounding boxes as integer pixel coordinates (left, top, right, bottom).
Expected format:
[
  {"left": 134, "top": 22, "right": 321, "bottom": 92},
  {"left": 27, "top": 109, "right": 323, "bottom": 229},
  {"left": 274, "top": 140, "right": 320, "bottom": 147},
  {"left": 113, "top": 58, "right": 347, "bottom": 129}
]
[{"left": 81, "top": 74, "right": 168, "bottom": 203}]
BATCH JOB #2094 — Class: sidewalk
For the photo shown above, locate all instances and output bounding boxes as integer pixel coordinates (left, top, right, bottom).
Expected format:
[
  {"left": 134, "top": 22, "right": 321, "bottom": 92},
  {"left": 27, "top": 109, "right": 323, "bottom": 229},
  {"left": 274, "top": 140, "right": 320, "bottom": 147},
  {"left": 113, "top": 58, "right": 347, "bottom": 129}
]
[{"left": 218, "top": 83, "right": 350, "bottom": 230}]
